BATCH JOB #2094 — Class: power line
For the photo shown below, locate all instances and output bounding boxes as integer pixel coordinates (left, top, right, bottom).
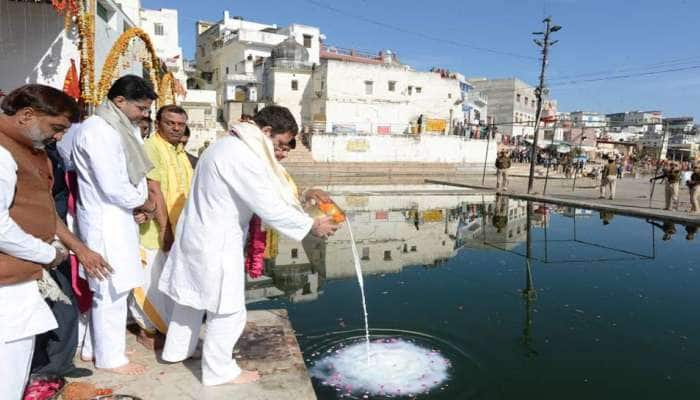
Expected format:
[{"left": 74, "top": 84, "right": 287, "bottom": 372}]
[
  {"left": 303, "top": 0, "right": 537, "bottom": 61},
  {"left": 548, "top": 55, "right": 700, "bottom": 83},
  {"left": 549, "top": 64, "right": 700, "bottom": 87}
]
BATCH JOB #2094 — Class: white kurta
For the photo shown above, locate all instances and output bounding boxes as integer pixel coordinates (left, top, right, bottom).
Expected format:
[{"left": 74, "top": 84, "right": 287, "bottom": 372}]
[
  {"left": 0, "top": 146, "right": 57, "bottom": 400},
  {"left": 72, "top": 116, "right": 148, "bottom": 295},
  {"left": 159, "top": 135, "right": 313, "bottom": 314}
]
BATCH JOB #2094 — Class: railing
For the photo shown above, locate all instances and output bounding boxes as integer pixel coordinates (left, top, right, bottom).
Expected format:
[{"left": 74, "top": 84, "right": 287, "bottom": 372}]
[
  {"left": 320, "top": 45, "right": 380, "bottom": 60},
  {"left": 222, "top": 29, "right": 286, "bottom": 46}
]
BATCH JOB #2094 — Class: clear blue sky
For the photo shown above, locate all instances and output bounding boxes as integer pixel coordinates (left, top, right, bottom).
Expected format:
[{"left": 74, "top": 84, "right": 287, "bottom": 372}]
[{"left": 142, "top": 0, "right": 700, "bottom": 119}]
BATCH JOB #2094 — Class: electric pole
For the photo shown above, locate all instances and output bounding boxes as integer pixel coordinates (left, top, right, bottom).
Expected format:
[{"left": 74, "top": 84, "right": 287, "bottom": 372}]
[{"left": 527, "top": 17, "right": 561, "bottom": 193}]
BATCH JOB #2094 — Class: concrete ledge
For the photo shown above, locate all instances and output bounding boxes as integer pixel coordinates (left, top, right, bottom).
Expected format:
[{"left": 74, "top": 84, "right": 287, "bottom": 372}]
[
  {"left": 69, "top": 310, "right": 316, "bottom": 400},
  {"left": 426, "top": 179, "right": 700, "bottom": 225}
]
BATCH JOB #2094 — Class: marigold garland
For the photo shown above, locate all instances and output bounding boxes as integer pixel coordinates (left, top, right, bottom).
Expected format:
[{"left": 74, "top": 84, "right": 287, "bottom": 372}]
[
  {"left": 159, "top": 72, "right": 177, "bottom": 105},
  {"left": 95, "top": 27, "right": 161, "bottom": 105},
  {"left": 77, "top": 0, "right": 95, "bottom": 105}
]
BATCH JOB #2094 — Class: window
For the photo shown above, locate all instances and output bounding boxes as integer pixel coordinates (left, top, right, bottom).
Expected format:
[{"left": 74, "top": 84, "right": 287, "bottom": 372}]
[
  {"left": 96, "top": 1, "right": 110, "bottom": 22},
  {"left": 383, "top": 250, "right": 392, "bottom": 261},
  {"left": 448, "top": 93, "right": 452, "bottom": 99},
  {"left": 532, "top": 100, "right": 536, "bottom": 107},
  {"left": 410, "top": 245, "right": 417, "bottom": 252},
  {"left": 154, "top": 23, "right": 164, "bottom": 36},
  {"left": 199, "top": 46, "right": 206, "bottom": 57},
  {"left": 225, "top": 66, "right": 229, "bottom": 74},
  {"left": 524, "top": 96, "right": 528, "bottom": 104},
  {"left": 416, "top": 87, "right": 422, "bottom": 94},
  {"left": 303, "top": 34, "right": 313, "bottom": 48},
  {"left": 291, "top": 248, "right": 298, "bottom": 259},
  {"left": 364, "top": 80, "right": 373, "bottom": 95},
  {"left": 291, "top": 80, "right": 299, "bottom": 91},
  {"left": 388, "top": 81, "right": 396, "bottom": 92},
  {"left": 516, "top": 93, "right": 521, "bottom": 102},
  {"left": 361, "top": 247, "right": 370, "bottom": 260},
  {"left": 408, "top": 86, "right": 413, "bottom": 95}
]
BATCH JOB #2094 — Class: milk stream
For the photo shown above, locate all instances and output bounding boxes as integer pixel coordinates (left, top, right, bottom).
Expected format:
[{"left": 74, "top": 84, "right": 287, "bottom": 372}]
[{"left": 345, "top": 218, "right": 371, "bottom": 364}]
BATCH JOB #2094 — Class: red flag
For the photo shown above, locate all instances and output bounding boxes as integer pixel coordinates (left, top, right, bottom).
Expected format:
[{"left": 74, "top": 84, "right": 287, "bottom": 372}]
[{"left": 63, "top": 59, "right": 80, "bottom": 100}]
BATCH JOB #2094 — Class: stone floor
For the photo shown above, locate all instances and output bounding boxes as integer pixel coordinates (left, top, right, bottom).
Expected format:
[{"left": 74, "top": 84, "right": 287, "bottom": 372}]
[
  {"left": 69, "top": 310, "right": 316, "bottom": 400},
  {"left": 428, "top": 167, "right": 700, "bottom": 225}
]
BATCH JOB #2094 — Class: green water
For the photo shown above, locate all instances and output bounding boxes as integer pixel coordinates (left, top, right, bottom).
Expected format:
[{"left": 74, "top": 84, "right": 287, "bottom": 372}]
[{"left": 250, "top": 194, "right": 700, "bottom": 399}]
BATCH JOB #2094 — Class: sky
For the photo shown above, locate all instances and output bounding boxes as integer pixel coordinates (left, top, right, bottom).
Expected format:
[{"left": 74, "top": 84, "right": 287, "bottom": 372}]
[{"left": 142, "top": 0, "right": 700, "bottom": 120}]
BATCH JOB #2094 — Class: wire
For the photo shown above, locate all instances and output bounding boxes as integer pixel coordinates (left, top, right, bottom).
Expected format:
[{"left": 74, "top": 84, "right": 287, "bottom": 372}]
[
  {"left": 303, "top": 0, "right": 537, "bottom": 61},
  {"left": 549, "top": 64, "right": 700, "bottom": 87},
  {"left": 548, "top": 55, "right": 700, "bottom": 82}
]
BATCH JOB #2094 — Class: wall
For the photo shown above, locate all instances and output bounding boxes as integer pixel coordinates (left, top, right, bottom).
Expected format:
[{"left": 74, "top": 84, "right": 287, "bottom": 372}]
[
  {"left": 180, "top": 89, "right": 223, "bottom": 153},
  {"left": 313, "top": 60, "right": 461, "bottom": 134},
  {"left": 0, "top": 0, "right": 135, "bottom": 94},
  {"left": 311, "top": 134, "right": 496, "bottom": 163},
  {"left": 0, "top": 1, "right": 79, "bottom": 91},
  {"left": 139, "top": 8, "right": 186, "bottom": 84}
]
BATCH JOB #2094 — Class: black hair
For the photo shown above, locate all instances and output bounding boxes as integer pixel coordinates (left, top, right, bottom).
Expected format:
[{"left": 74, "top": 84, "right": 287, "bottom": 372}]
[
  {"left": 107, "top": 75, "right": 158, "bottom": 102},
  {"left": 1, "top": 84, "right": 80, "bottom": 122},
  {"left": 156, "top": 104, "right": 188, "bottom": 121},
  {"left": 183, "top": 126, "right": 191, "bottom": 137},
  {"left": 252, "top": 105, "right": 298, "bottom": 135}
]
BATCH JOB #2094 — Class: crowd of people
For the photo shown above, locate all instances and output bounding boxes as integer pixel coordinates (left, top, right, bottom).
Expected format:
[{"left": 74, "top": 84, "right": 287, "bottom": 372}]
[{"left": 0, "top": 75, "right": 340, "bottom": 399}]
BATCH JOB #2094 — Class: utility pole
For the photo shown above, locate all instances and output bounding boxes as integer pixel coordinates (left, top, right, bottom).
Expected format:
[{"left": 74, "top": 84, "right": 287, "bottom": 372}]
[{"left": 527, "top": 17, "right": 561, "bottom": 194}]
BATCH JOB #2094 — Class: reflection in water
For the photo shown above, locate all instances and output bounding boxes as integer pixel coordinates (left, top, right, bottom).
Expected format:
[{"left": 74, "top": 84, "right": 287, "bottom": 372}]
[{"left": 246, "top": 190, "right": 697, "bottom": 307}]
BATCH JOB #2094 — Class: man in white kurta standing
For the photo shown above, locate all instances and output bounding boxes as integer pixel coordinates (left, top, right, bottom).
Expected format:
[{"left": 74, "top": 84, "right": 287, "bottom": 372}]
[
  {"left": 159, "top": 106, "right": 339, "bottom": 386},
  {"left": 73, "top": 75, "right": 157, "bottom": 375},
  {"left": 0, "top": 84, "right": 76, "bottom": 399}
]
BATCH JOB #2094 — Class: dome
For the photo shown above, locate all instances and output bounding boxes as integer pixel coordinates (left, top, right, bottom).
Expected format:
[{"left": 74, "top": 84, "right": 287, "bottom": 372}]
[{"left": 271, "top": 36, "right": 310, "bottom": 62}]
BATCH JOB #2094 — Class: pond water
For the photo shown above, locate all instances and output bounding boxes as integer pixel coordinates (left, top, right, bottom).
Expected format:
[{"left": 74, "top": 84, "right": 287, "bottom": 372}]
[{"left": 248, "top": 187, "right": 700, "bottom": 399}]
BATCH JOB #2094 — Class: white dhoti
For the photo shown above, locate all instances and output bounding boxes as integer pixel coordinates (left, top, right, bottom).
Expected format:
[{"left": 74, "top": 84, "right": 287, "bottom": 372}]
[
  {"left": 128, "top": 248, "right": 172, "bottom": 333},
  {"left": 162, "top": 303, "right": 247, "bottom": 386},
  {"left": 0, "top": 336, "right": 35, "bottom": 400},
  {"left": 89, "top": 288, "right": 130, "bottom": 369}
]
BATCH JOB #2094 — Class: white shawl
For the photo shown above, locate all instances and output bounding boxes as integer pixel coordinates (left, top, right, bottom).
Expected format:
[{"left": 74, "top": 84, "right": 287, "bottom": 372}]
[{"left": 229, "top": 122, "right": 302, "bottom": 212}]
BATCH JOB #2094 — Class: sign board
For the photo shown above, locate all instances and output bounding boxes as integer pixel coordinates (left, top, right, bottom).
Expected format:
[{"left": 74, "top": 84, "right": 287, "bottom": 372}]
[
  {"left": 377, "top": 125, "right": 391, "bottom": 135},
  {"left": 421, "top": 209, "right": 444, "bottom": 222},
  {"left": 346, "top": 139, "right": 369, "bottom": 152},
  {"left": 425, "top": 118, "right": 447, "bottom": 134}
]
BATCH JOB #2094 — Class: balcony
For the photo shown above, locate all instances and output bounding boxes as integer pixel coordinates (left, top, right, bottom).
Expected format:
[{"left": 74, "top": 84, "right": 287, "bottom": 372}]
[
  {"left": 222, "top": 29, "right": 286, "bottom": 47},
  {"left": 224, "top": 73, "right": 258, "bottom": 84},
  {"left": 466, "top": 91, "right": 487, "bottom": 107}
]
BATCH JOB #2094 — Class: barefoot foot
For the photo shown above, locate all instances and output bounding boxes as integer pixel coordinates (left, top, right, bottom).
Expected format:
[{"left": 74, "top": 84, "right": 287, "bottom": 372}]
[
  {"left": 227, "top": 370, "right": 260, "bottom": 385},
  {"left": 100, "top": 361, "right": 147, "bottom": 376},
  {"left": 81, "top": 349, "right": 136, "bottom": 362}
]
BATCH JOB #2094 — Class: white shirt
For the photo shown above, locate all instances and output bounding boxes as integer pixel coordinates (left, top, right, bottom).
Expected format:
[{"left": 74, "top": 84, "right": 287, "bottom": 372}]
[
  {"left": 73, "top": 116, "right": 148, "bottom": 295},
  {"left": 0, "top": 146, "right": 57, "bottom": 342},
  {"left": 57, "top": 122, "right": 79, "bottom": 172},
  {"left": 159, "top": 135, "right": 314, "bottom": 314}
]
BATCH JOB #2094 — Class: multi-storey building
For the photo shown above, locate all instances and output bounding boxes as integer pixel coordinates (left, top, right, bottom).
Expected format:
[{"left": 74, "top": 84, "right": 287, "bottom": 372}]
[
  {"left": 468, "top": 78, "right": 552, "bottom": 140},
  {"left": 192, "top": 11, "right": 323, "bottom": 125}
]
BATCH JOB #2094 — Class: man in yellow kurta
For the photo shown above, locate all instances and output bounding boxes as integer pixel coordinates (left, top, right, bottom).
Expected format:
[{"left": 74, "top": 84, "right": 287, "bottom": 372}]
[{"left": 130, "top": 105, "right": 193, "bottom": 349}]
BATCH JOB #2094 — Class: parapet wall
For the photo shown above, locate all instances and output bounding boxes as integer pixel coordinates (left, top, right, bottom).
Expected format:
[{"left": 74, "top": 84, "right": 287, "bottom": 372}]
[{"left": 310, "top": 134, "right": 497, "bottom": 164}]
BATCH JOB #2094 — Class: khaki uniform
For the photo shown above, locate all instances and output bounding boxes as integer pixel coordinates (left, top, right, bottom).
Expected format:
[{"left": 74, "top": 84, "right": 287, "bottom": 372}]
[
  {"left": 495, "top": 155, "right": 511, "bottom": 190},
  {"left": 689, "top": 172, "right": 700, "bottom": 213},
  {"left": 665, "top": 170, "right": 681, "bottom": 210},
  {"left": 600, "top": 162, "right": 617, "bottom": 199}
]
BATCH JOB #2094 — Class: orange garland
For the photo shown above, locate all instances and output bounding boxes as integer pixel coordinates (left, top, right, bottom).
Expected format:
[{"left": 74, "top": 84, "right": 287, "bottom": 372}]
[
  {"left": 77, "top": 0, "right": 95, "bottom": 104},
  {"left": 95, "top": 27, "right": 161, "bottom": 105}
]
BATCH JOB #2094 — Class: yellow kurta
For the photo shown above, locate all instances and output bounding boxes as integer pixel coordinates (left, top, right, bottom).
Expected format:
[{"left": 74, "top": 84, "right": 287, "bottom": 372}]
[
  {"left": 139, "top": 133, "right": 194, "bottom": 249},
  {"left": 133, "top": 132, "right": 193, "bottom": 333}
]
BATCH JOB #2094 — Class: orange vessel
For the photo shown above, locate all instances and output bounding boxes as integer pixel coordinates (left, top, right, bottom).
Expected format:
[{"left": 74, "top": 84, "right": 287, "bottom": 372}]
[{"left": 316, "top": 200, "right": 346, "bottom": 223}]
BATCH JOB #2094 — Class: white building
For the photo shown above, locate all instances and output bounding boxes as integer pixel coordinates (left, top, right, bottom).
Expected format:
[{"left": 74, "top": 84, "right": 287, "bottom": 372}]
[
  {"left": 469, "top": 78, "right": 542, "bottom": 139},
  {"left": 179, "top": 89, "right": 224, "bottom": 154},
  {"left": 308, "top": 48, "right": 462, "bottom": 135},
  {"left": 193, "top": 11, "right": 323, "bottom": 125},
  {"left": 456, "top": 75, "right": 488, "bottom": 129},
  {"left": 138, "top": 7, "right": 186, "bottom": 86}
]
